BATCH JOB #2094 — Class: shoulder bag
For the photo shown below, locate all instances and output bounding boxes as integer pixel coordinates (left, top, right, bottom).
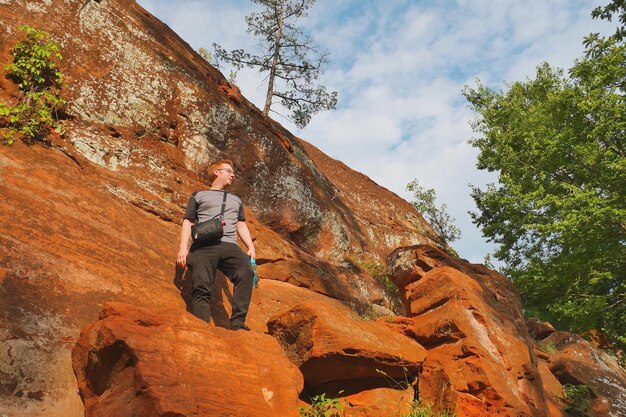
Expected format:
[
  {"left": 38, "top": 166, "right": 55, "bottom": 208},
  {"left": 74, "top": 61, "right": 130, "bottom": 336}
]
[{"left": 191, "top": 191, "right": 228, "bottom": 243}]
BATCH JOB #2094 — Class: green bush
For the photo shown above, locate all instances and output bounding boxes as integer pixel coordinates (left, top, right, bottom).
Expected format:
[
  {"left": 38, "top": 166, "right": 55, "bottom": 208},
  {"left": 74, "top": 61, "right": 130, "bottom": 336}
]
[
  {"left": 562, "top": 384, "right": 592, "bottom": 417},
  {"left": 299, "top": 393, "right": 345, "bottom": 417},
  {"left": 344, "top": 255, "right": 403, "bottom": 318},
  {"left": 402, "top": 400, "right": 456, "bottom": 417},
  {"left": 1, "top": 24, "right": 65, "bottom": 144},
  {"left": 361, "top": 259, "right": 401, "bottom": 304},
  {"left": 537, "top": 340, "right": 557, "bottom": 354}
]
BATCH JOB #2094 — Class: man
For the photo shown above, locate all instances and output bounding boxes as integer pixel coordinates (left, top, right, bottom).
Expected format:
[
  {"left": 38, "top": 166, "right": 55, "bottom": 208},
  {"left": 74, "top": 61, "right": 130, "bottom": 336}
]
[{"left": 176, "top": 159, "right": 256, "bottom": 330}]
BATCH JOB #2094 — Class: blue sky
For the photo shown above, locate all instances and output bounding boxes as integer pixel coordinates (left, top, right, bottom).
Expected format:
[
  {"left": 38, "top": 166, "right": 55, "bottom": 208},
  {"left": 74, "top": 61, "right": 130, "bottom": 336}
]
[{"left": 139, "top": 0, "right": 613, "bottom": 263}]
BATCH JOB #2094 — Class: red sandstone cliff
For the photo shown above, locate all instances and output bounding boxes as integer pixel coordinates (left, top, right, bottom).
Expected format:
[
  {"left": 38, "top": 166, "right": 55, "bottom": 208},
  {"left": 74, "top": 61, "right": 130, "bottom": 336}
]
[
  {"left": 1, "top": 1, "right": 624, "bottom": 417},
  {"left": 0, "top": 0, "right": 435, "bottom": 414}
]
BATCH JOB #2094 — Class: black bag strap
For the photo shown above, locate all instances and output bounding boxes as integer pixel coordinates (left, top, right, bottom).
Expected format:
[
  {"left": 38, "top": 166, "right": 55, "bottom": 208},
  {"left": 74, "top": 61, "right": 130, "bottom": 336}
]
[{"left": 218, "top": 190, "right": 228, "bottom": 219}]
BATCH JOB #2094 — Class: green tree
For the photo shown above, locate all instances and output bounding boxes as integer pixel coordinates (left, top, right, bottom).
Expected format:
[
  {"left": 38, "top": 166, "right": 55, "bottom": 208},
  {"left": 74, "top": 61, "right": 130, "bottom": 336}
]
[
  {"left": 407, "top": 179, "right": 461, "bottom": 248},
  {"left": 213, "top": 0, "right": 337, "bottom": 128},
  {"left": 592, "top": 0, "right": 626, "bottom": 41},
  {"left": 197, "top": 47, "right": 215, "bottom": 64},
  {"left": 0, "top": 25, "right": 65, "bottom": 144},
  {"left": 463, "top": 34, "right": 625, "bottom": 348}
]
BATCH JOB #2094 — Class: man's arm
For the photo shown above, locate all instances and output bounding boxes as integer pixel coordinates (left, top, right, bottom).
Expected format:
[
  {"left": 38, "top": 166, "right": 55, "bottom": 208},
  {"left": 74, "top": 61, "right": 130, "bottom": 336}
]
[
  {"left": 177, "top": 218, "right": 193, "bottom": 268},
  {"left": 236, "top": 221, "right": 256, "bottom": 259}
]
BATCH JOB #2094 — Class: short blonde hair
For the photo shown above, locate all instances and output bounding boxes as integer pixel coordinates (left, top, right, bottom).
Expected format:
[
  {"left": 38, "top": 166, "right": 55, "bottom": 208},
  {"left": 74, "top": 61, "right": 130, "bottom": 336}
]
[{"left": 207, "top": 159, "right": 234, "bottom": 182}]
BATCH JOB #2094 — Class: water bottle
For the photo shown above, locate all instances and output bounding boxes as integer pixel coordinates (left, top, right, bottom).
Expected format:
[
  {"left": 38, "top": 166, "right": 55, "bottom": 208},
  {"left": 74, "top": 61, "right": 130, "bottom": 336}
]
[{"left": 250, "top": 258, "right": 258, "bottom": 288}]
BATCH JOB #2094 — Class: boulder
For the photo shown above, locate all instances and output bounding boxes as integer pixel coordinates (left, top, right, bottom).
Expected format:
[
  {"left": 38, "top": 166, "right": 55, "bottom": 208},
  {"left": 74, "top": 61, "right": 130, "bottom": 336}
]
[
  {"left": 343, "top": 386, "right": 415, "bottom": 417},
  {"left": 535, "top": 355, "right": 568, "bottom": 417},
  {"left": 267, "top": 301, "right": 427, "bottom": 388},
  {"left": 245, "top": 214, "right": 388, "bottom": 307},
  {"left": 527, "top": 318, "right": 557, "bottom": 341},
  {"left": 186, "top": 277, "right": 358, "bottom": 332},
  {"left": 301, "top": 377, "right": 416, "bottom": 417},
  {"left": 387, "top": 245, "right": 550, "bottom": 417},
  {"left": 387, "top": 244, "right": 465, "bottom": 294},
  {"left": 72, "top": 302, "right": 304, "bottom": 417},
  {"left": 544, "top": 331, "right": 626, "bottom": 417}
]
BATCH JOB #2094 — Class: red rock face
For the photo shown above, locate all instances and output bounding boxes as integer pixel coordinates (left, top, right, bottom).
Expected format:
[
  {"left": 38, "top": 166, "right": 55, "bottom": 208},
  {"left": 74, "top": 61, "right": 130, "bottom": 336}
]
[
  {"left": 0, "top": 0, "right": 436, "bottom": 414},
  {"left": 268, "top": 301, "right": 427, "bottom": 387},
  {"left": 268, "top": 301, "right": 427, "bottom": 416},
  {"left": 297, "top": 140, "right": 438, "bottom": 261},
  {"left": 72, "top": 302, "right": 304, "bottom": 417},
  {"left": 387, "top": 245, "right": 550, "bottom": 417},
  {"left": 0, "top": 0, "right": 437, "bottom": 263},
  {"left": 534, "top": 348, "right": 568, "bottom": 417},
  {"left": 0, "top": 143, "right": 185, "bottom": 417},
  {"left": 343, "top": 386, "right": 415, "bottom": 417},
  {"left": 541, "top": 332, "right": 626, "bottom": 417}
]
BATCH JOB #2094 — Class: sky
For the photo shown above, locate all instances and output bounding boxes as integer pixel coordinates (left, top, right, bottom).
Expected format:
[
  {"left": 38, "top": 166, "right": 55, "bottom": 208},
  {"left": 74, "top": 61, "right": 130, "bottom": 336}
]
[{"left": 139, "top": 0, "right": 614, "bottom": 264}]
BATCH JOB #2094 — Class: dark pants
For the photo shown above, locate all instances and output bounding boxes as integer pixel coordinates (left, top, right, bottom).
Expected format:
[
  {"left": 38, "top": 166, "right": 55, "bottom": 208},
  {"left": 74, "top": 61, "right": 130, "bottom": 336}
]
[{"left": 186, "top": 241, "right": 253, "bottom": 327}]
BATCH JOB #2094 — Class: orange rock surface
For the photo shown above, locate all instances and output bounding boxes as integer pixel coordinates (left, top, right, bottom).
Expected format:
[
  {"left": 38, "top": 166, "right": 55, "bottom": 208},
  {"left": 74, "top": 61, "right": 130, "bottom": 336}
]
[
  {"left": 0, "top": 0, "right": 435, "bottom": 414},
  {"left": 543, "top": 332, "right": 626, "bottom": 417},
  {"left": 343, "top": 386, "right": 415, "bottom": 417},
  {"left": 268, "top": 301, "right": 427, "bottom": 387},
  {"left": 72, "top": 302, "right": 303, "bottom": 417},
  {"left": 388, "top": 245, "right": 550, "bottom": 417}
]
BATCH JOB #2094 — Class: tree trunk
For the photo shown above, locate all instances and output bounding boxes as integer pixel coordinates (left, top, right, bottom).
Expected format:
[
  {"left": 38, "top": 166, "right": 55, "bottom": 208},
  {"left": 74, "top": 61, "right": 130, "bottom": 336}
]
[{"left": 263, "top": 0, "right": 284, "bottom": 117}]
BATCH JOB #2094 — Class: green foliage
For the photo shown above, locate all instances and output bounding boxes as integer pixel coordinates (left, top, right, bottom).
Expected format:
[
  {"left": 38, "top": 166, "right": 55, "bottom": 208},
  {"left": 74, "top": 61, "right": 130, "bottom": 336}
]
[
  {"left": 402, "top": 401, "right": 456, "bottom": 417},
  {"left": 592, "top": 0, "right": 626, "bottom": 41},
  {"left": 213, "top": 0, "right": 337, "bottom": 128},
  {"left": 537, "top": 340, "right": 557, "bottom": 354},
  {"left": 1, "top": 25, "right": 65, "bottom": 144},
  {"left": 347, "top": 256, "right": 402, "bottom": 316},
  {"left": 406, "top": 179, "right": 461, "bottom": 247},
  {"left": 299, "top": 393, "right": 345, "bottom": 417},
  {"left": 362, "top": 259, "right": 401, "bottom": 303},
  {"left": 562, "top": 384, "right": 592, "bottom": 417},
  {"left": 463, "top": 33, "right": 626, "bottom": 348},
  {"left": 197, "top": 47, "right": 215, "bottom": 64}
]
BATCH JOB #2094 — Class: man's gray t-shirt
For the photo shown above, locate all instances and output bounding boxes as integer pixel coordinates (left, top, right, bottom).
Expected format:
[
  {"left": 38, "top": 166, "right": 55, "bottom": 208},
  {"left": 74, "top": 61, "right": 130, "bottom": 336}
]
[{"left": 183, "top": 190, "right": 246, "bottom": 244}]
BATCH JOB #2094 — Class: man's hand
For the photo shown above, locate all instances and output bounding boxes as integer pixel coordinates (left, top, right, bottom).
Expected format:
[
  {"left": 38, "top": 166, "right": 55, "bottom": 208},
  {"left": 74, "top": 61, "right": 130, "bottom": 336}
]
[
  {"left": 177, "top": 247, "right": 188, "bottom": 269},
  {"left": 246, "top": 247, "right": 256, "bottom": 259},
  {"left": 177, "top": 219, "right": 193, "bottom": 269}
]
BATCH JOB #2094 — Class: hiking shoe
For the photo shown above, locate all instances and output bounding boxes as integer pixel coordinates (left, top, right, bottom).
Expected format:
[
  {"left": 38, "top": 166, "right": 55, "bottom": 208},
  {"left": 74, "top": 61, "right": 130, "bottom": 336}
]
[{"left": 231, "top": 324, "right": 251, "bottom": 331}]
